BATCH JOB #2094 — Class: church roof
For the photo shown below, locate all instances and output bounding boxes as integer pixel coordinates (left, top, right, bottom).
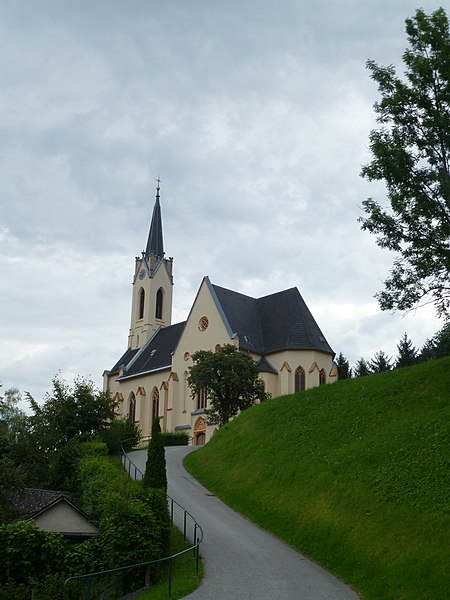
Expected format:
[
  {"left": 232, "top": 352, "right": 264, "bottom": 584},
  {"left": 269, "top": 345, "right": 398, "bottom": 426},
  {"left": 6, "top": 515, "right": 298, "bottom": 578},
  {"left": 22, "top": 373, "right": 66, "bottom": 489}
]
[
  {"left": 211, "top": 283, "right": 334, "bottom": 356},
  {"left": 145, "top": 183, "right": 164, "bottom": 258},
  {"left": 108, "top": 280, "right": 333, "bottom": 381},
  {"left": 116, "top": 321, "right": 186, "bottom": 380}
]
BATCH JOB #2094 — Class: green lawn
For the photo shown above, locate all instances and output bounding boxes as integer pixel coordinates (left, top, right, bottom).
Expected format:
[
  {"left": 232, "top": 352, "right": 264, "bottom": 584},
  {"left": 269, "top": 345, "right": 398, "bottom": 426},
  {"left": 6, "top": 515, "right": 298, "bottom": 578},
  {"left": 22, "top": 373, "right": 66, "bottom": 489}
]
[{"left": 185, "top": 357, "right": 450, "bottom": 600}]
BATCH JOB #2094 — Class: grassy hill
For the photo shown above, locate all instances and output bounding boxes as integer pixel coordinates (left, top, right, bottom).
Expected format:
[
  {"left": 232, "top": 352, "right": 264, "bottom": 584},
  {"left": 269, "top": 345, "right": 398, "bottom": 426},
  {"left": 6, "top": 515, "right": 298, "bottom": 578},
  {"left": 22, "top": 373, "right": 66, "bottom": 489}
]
[{"left": 184, "top": 357, "right": 450, "bottom": 600}]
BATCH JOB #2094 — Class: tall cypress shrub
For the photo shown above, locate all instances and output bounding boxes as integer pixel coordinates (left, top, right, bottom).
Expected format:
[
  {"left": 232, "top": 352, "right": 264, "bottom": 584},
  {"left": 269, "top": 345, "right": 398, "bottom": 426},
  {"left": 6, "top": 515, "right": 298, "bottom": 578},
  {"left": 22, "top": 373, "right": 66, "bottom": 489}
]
[{"left": 143, "top": 419, "right": 167, "bottom": 493}]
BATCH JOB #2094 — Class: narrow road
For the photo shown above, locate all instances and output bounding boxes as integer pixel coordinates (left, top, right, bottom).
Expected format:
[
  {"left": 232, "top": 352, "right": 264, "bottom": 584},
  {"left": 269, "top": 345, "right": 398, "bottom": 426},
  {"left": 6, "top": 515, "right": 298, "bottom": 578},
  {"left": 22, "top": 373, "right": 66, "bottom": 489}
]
[{"left": 129, "top": 447, "right": 360, "bottom": 600}]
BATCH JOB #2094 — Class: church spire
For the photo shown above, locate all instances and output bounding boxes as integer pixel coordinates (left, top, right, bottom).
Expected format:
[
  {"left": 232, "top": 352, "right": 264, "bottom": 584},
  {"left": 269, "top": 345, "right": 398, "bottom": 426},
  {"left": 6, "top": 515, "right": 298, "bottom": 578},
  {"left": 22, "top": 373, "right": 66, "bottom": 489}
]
[{"left": 145, "top": 179, "right": 164, "bottom": 258}]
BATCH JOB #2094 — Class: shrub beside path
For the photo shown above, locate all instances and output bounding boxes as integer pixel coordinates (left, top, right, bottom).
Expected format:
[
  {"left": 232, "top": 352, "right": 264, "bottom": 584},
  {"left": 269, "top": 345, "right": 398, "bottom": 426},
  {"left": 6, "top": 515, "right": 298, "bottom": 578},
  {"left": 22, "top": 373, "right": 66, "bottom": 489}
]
[{"left": 130, "top": 446, "right": 360, "bottom": 600}]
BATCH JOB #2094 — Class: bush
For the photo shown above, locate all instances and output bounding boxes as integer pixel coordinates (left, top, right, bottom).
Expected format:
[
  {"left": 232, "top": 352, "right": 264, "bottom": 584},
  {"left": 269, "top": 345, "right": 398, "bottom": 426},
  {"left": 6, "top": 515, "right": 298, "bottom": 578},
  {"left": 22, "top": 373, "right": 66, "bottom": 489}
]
[
  {"left": 0, "top": 521, "right": 68, "bottom": 586},
  {"left": 98, "top": 418, "right": 141, "bottom": 454},
  {"left": 161, "top": 432, "right": 189, "bottom": 446},
  {"left": 77, "top": 451, "right": 170, "bottom": 570}
]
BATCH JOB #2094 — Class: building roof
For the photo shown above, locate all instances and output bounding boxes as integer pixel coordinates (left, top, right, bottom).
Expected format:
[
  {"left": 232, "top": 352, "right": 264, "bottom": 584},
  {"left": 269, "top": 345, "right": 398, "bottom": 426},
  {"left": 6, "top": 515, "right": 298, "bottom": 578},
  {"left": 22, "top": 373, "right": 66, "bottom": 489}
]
[
  {"left": 9, "top": 488, "right": 71, "bottom": 520},
  {"left": 8, "top": 488, "right": 99, "bottom": 539},
  {"left": 145, "top": 183, "right": 164, "bottom": 258},
  {"left": 109, "top": 280, "right": 333, "bottom": 381},
  {"left": 212, "top": 283, "right": 334, "bottom": 355},
  {"left": 117, "top": 321, "right": 186, "bottom": 380}
]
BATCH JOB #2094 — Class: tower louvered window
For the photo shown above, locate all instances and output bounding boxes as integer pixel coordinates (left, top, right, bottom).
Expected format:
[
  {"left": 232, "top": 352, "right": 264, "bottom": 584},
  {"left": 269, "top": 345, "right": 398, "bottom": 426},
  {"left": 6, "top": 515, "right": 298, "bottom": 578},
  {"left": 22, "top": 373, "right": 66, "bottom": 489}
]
[
  {"left": 156, "top": 288, "right": 163, "bottom": 319},
  {"left": 139, "top": 288, "right": 145, "bottom": 320}
]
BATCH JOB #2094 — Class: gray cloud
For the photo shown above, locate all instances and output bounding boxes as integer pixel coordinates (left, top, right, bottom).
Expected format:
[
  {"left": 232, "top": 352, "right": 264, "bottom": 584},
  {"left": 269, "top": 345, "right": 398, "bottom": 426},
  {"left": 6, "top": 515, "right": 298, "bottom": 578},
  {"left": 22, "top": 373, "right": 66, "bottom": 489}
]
[{"left": 1, "top": 0, "right": 443, "bottom": 403}]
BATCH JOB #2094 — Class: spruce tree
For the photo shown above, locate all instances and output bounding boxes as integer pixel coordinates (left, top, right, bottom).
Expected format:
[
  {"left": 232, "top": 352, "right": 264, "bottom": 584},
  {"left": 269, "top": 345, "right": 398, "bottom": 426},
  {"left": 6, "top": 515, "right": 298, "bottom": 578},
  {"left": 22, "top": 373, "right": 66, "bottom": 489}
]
[
  {"left": 354, "top": 357, "right": 370, "bottom": 377},
  {"left": 335, "top": 352, "right": 352, "bottom": 379},
  {"left": 143, "top": 418, "right": 167, "bottom": 493},
  {"left": 395, "top": 333, "right": 418, "bottom": 368},
  {"left": 369, "top": 350, "right": 393, "bottom": 373}
]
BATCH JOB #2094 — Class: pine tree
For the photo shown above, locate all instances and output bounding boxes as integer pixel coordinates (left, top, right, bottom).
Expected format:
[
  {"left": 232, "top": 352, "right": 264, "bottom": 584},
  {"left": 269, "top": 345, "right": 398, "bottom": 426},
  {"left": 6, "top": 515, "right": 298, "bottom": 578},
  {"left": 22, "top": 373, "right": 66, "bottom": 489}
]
[
  {"left": 419, "top": 320, "right": 450, "bottom": 360},
  {"left": 395, "top": 333, "right": 418, "bottom": 368},
  {"left": 143, "top": 418, "right": 167, "bottom": 492},
  {"left": 369, "top": 350, "right": 393, "bottom": 373},
  {"left": 335, "top": 352, "right": 352, "bottom": 379},
  {"left": 354, "top": 358, "right": 370, "bottom": 377}
]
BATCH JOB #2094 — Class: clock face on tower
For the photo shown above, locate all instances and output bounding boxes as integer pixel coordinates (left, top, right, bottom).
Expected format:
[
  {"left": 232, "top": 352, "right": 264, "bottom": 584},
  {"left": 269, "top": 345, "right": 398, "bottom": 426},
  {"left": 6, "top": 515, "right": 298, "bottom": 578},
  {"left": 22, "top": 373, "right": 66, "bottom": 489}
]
[{"left": 138, "top": 269, "right": 146, "bottom": 280}]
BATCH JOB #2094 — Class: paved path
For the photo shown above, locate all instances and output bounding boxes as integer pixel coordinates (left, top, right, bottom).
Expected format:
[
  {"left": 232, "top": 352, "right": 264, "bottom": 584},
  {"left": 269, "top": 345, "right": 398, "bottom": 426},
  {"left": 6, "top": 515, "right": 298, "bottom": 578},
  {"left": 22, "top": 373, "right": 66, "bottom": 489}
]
[{"left": 129, "top": 447, "right": 360, "bottom": 600}]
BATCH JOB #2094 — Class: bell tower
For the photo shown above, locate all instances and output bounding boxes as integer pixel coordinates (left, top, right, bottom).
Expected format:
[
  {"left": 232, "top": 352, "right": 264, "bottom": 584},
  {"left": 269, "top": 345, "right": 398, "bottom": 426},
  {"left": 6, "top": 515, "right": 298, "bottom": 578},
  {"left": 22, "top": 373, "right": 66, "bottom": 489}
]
[{"left": 128, "top": 181, "right": 173, "bottom": 350}]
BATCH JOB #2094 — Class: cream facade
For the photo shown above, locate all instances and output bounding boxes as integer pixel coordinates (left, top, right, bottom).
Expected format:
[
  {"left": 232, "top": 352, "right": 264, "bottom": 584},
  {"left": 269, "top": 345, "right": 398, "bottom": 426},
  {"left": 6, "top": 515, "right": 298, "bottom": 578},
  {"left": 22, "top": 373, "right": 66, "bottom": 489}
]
[{"left": 103, "top": 186, "right": 336, "bottom": 445}]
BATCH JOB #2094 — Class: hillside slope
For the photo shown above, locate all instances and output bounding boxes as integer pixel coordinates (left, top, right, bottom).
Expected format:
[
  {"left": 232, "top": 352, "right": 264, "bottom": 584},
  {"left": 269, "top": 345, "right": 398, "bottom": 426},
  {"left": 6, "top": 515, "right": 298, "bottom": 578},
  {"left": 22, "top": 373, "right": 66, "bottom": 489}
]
[{"left": 185, "top": 357, "right": 450, "bottom": 600}]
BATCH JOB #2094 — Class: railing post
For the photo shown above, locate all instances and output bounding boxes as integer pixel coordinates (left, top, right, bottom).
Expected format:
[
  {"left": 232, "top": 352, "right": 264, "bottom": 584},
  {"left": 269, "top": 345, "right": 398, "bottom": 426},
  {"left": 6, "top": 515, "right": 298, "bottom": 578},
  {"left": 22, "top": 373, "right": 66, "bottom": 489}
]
[
  {"left": 170, "top": 498, "right": 174, "bottom": 525},
  {"left": 193, "top": 524, "right": 197, "bottom": 556},
  {"left": 195, "top": 537, "right": 200, "bottom": 575},
  {"left": 168, "top": 557, "right": 173, "bottom": 598},
  {"left": 183, "top": 510, "right": 187, "bottom": 541}
]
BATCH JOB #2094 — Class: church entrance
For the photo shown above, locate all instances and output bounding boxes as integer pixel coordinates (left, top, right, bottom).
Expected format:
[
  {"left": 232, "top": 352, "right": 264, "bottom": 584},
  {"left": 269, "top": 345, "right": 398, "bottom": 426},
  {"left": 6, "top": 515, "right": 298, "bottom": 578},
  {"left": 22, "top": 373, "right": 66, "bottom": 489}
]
[{"left": 193, "top": 417, "right": 206, "bottom": 445}]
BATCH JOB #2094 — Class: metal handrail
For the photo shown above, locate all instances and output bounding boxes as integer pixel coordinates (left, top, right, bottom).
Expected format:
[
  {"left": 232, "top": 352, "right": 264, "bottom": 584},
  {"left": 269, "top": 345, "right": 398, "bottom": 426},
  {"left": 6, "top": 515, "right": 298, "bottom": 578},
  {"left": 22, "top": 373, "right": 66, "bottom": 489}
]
[{"left": 63, "top": 441, "right": 203, "bottom": 599}]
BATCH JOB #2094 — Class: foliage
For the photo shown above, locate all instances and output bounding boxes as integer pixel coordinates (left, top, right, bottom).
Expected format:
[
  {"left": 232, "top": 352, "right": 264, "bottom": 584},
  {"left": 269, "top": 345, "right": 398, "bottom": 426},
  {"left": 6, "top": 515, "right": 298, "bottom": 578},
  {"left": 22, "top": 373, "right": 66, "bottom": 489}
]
[
  {"left": 353, "top": 357, "right": 370, "bottom": 377},
  {"left": 0, "top": 387, "right": 26, "bottom": 436},
  {"left": 0, "top": 456, "right": 26, "bottom": 523},
  {"left": 143, "top": 419, "right": 167, "bottom": 492},
  {"left": 185, "top": 356, "right": 450, "bottom": 600},
  {"left": 335, "top": 352, "right": 352, "bottom": 379},
  {"left": 188, "top": 344, "right": 269, "bottom": 426},
  {"left": 360, "top": 7, "right": 450, "bottom": 317},
  {"left": 98, "top": 416, "right": 141, "bottom": 454},
  {"left": 0, "top": 521, "right": 68, "bottom": 586},
  {"left": 27, "top": 375, "right": 118, "bottom": 454},
  {"left": 368, "top": 350, "right": 393, "bottom": 373},
  {"left": 0, "top": 574, "right": 65, "bottom": 600},
  {"left": 420, "top": 319, "right": 450, "bottom": 360},
  {"left": 161, "top": 431, "right": 189, "bottom": 446},
  {"left": 395, "top": 332, "right": 418, "bottom": 367},
  {"left": 76, "top": 448, "right": 170, "bottom": 571}
]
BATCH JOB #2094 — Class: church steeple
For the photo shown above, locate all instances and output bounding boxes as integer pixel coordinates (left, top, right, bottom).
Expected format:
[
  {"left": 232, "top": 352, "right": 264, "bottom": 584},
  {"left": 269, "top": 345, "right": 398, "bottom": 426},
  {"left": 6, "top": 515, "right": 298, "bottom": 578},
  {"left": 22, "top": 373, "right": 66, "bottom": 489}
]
[
  {"left": 145, "top": 180, "right": 164, "bottom": 258},
  {"left": 127, "top": 180, "right": 174, "bottom": 350}
]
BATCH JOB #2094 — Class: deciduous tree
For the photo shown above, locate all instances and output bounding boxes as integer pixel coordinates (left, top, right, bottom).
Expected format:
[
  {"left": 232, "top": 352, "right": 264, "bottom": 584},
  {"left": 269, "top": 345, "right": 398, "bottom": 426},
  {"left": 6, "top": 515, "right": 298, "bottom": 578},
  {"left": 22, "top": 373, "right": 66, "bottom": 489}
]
[
  {"left": 360, "top": 7, "right": 450, "bottom": 317},
  {"left": 188, "top": 344, "right": 269, "bottom": 426}
]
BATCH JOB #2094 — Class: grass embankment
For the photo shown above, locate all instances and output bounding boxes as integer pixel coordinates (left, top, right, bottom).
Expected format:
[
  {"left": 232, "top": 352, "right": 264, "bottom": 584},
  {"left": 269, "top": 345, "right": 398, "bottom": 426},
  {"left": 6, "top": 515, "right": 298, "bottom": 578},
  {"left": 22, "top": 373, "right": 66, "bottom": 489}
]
[{"left": 185, "top": 357, "right": 450, "bottom": 600}]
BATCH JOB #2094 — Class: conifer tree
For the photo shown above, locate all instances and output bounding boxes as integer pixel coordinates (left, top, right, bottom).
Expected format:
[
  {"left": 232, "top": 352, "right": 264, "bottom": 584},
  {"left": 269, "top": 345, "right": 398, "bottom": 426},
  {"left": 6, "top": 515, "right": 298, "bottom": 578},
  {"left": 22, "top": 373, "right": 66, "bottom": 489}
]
[
  {"left": 395, "top": 333, "right": 418, "bottom": 368},
  {"left": 369, "top": 350, "right": 393, "bottom": 373},
  {"left": 143, "top": 418, "right": 167, "bottom": 493},
  {"left": 335, "top": 352, "right": 352, "bottom": 379},
  {"left": 354, "top": 357, "right": 370, "bottom": 377}
]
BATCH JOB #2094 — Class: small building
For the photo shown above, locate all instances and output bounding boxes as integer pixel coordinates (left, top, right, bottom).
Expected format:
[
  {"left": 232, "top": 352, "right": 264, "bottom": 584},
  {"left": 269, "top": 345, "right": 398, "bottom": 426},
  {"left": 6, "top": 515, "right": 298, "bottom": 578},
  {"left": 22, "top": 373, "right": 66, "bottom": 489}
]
[
  {"left": 104, "top": 183, "right": 336, "bottom": 445},
  {"left": 9, "top": 488, "right": 99, "bottom": 542}
]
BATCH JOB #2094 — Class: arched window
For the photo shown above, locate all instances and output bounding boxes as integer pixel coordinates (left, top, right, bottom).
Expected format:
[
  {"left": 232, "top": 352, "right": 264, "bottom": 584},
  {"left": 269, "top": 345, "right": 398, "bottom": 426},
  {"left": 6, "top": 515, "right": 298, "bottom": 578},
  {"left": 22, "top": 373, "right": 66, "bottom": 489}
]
[
  {"left": 196, "top": 388, "right": 207, "bottom": 410},
  {"left": 295, "top": 367, "right": 305, "bottom": 392},
  {"left": 155, "top": 288, "right": 163, "bottom": 320},
  {"left": 152, "top": 387, "right": 159, "bottom": 421},
  {"left": 128, "top": 393, "right": 136, "bottom": 422},
  {"left": 319, "top": 369, "right": 326, "bottom": 385},
  {"left": 139, "top": 288, "right": 145, "bottom": 320}
]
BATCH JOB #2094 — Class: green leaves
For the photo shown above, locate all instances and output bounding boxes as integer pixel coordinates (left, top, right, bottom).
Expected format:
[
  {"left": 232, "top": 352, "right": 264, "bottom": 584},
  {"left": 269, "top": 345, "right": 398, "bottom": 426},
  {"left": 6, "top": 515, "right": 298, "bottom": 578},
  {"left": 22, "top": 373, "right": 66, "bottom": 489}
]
[
  {"left": 360, "top": 8, "right": 450, "bottom": 316},
  {"left": 188, "top": 344, "right": 269, "bottom": 426}
]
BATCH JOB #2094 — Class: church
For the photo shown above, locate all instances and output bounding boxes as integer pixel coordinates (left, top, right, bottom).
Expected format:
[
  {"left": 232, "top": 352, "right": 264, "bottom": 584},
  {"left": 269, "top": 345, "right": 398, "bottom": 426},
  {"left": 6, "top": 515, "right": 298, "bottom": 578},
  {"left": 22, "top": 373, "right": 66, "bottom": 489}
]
[{"left": 103, "top": 184, "right": 336, "bottom": 445}]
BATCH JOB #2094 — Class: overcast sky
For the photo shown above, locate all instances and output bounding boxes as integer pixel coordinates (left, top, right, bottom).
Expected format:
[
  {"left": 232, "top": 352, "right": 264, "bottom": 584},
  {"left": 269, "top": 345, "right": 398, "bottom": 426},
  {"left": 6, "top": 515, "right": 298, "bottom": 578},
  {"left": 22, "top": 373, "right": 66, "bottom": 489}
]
[{"left": 1, "top": 0, "right": 445, "bottom": 407}]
